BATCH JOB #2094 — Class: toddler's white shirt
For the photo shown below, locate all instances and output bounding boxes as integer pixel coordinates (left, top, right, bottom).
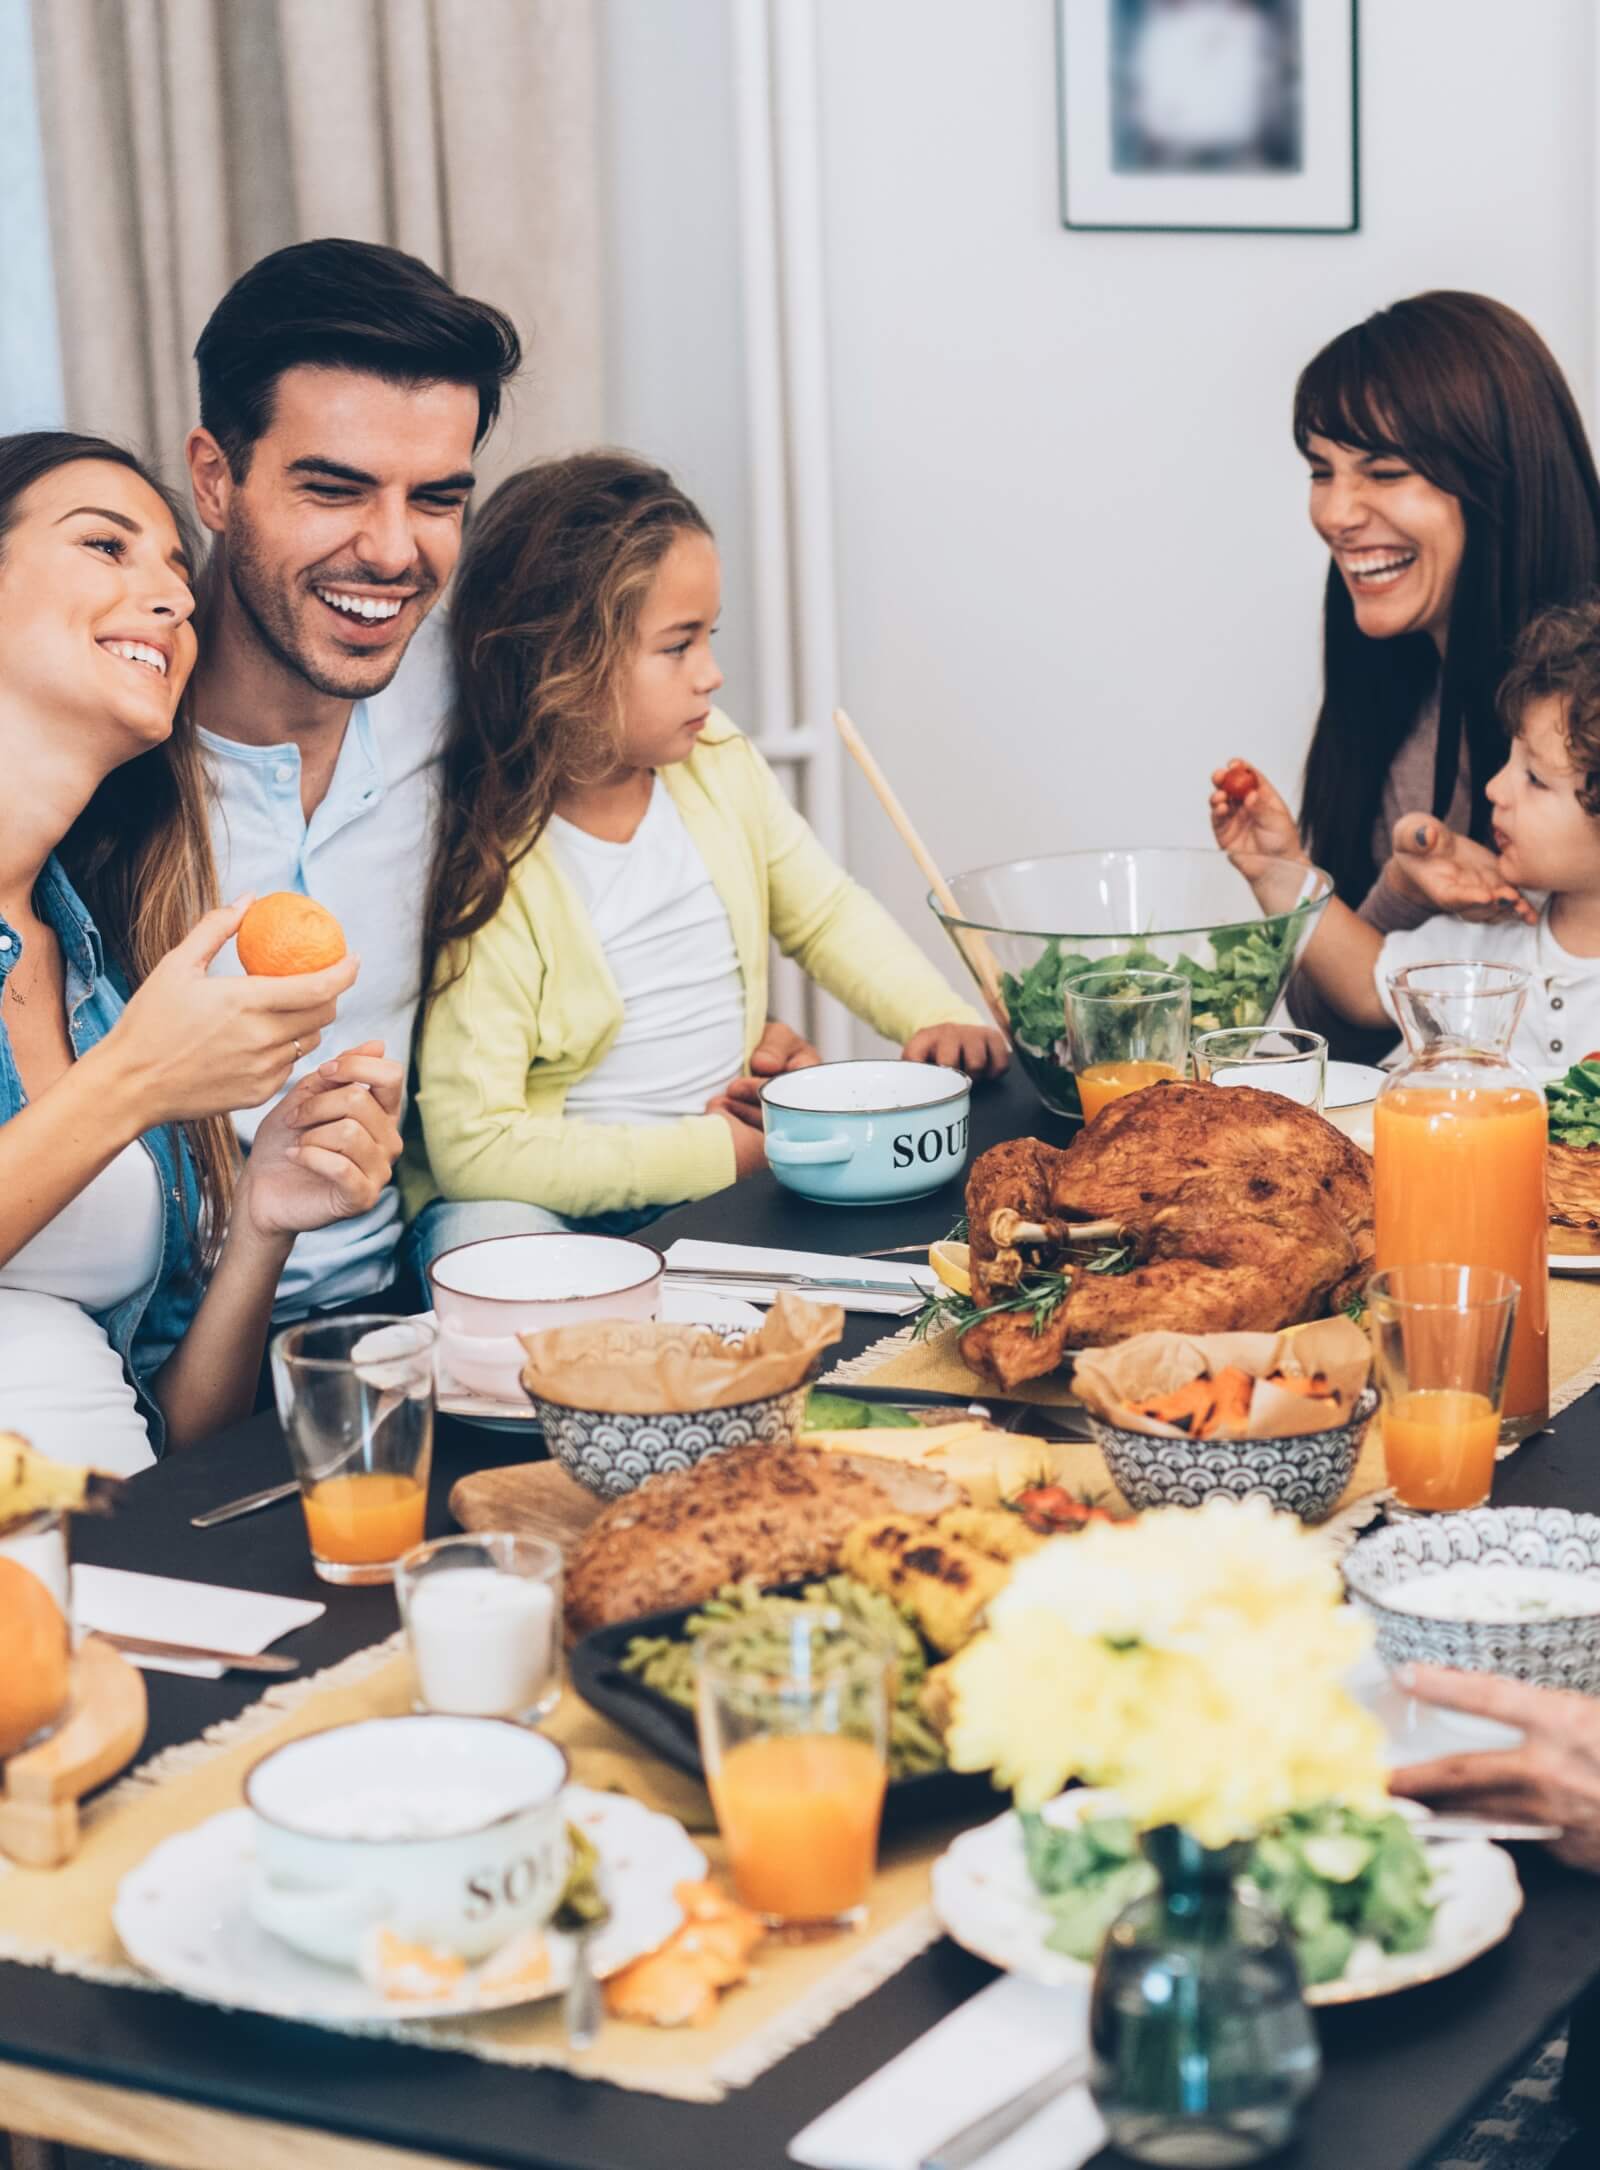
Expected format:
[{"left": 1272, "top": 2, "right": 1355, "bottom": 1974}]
[{"left": 1375, "top": 900, "right": 1600, "bottom": 1080}]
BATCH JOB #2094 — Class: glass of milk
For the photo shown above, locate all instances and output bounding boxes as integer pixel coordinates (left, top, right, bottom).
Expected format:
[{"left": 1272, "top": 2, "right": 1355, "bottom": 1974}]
[{"left": 396, "top": 1532, "right": 562, "bottom": 1723}]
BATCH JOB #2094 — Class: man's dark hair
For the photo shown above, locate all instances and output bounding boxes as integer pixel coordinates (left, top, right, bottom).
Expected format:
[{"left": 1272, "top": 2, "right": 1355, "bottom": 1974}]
[{"left": 194, "top": 237, "right": 522, "bottom": 475}]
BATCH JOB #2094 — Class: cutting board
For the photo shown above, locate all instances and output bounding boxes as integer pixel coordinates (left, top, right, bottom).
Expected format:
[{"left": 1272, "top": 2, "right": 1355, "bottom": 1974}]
[{"left": 449, "top": 1461, "right": 605, "bottom": 1556}]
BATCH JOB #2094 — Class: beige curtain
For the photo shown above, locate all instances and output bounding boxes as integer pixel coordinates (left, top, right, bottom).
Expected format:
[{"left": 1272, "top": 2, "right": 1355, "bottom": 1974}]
[{"left": 29, "top": 0, "right": 603, "bottom": 488}]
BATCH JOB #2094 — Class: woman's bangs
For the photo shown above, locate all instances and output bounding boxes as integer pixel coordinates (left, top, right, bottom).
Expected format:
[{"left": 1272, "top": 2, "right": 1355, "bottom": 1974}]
[{"left": 1293, "top": 333, "right": 1411, "bottom": 463}]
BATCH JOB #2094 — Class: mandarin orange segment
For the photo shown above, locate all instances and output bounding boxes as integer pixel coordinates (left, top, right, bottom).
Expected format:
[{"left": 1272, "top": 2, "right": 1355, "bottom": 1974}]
[{"left": 237, "top": 892, "right": 347, "bottom": 976}]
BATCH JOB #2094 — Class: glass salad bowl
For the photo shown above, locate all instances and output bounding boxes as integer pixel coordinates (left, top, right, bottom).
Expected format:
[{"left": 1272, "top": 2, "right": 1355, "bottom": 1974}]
[{"left": 932, "top": 848, "right": 1333, "bottom": 1120}]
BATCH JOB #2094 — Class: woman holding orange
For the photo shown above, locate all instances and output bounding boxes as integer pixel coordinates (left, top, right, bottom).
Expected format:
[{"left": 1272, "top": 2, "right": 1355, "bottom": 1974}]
[{"left": 0, "top": 432, "right": 404, "bottom": 1473}]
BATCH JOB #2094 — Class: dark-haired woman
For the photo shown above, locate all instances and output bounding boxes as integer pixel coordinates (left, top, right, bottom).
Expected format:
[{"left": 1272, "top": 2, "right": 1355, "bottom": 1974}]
[
  {"left": 1212, "top": 291, "right": 1600, "bottom": 1058},
  {"left": 0, "top": 432, "right": 404, "bottom": 1470}
]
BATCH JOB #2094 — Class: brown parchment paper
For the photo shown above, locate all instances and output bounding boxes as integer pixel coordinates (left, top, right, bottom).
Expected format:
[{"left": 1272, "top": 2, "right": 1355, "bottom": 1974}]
[
  {"left": 1072, "top": 1318, "right": 1373, "bottom": 1439},
  {"left": 519, "top": 1289, "right": 843, "bottom": 1413}
]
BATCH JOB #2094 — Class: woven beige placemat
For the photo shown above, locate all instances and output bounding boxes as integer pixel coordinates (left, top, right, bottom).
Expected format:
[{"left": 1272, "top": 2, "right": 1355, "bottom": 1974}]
[{"left": 0, "top": 1639, "right": 976, "bottom": 2103}]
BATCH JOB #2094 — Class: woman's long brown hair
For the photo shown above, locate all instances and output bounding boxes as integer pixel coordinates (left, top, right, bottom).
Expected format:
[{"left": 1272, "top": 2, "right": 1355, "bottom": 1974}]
[
  {"left": 1294, "top": 291, "right": 1600, "bottom": 908},
  {"left": 0, "top": 431, "right": 236, "bottom": 1263},
  {"left": 423, "top": 451, "right": 712, "bottom": 1004}
]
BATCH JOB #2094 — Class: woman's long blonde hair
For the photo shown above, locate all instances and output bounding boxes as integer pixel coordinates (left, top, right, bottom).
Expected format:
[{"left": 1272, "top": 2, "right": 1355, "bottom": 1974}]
[
  {"left": 0, "top": 432, "right": 236, "bottom": 1263},
  {"left": 423, "top": 451, "right": 713, "bottom": 1004}
]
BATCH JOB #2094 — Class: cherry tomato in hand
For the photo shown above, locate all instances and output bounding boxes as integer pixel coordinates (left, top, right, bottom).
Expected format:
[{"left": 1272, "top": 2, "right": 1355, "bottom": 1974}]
[{"left": 1217, "top": 759, "right": 1260, "bottom": 805}]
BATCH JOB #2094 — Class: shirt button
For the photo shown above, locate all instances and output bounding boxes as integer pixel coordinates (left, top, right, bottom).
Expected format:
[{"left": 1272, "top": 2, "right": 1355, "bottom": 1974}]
[
  {"left": 1552, "top": 997, "right": 1565, "bottom": 1011},
  {"left": 0, "top": 935, "right": 11, "bottom": 950},
  {"left": 1553, "top": 1039, "right": 1565, "bottom": 1053},
  {"left": 275, "top": 763, "right": 295, "bottom": 785}
]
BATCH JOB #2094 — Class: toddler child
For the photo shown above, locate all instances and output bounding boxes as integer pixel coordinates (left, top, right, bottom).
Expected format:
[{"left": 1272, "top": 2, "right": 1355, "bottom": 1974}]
[{"left": 1209, "top": 598, "right": 1600, "bottom": 1078}]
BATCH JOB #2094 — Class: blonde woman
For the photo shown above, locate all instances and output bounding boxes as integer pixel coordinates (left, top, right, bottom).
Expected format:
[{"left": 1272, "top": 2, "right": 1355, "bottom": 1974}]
[{"left": 0, "top": 431, "right": 404, "bottom": 1471}]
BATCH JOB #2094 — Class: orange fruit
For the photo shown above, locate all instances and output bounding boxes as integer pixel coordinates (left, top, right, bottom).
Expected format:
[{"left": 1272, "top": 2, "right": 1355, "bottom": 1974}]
[
  {"left": 237, "top": 892, "right": 347, "bottom": 977},
  {"left": 0, "top": 1557, "right": 70, "bottom": 1758}
]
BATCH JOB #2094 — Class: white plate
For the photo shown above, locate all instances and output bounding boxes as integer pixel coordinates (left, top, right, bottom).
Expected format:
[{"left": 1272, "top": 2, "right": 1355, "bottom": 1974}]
[
  {"left": 1550, "top": 1248, "right": 1600, "bottom": 1276},
  {"left": 114, "top": 1785, "right": 705, "bottom": 2026},
  {"left": 1325, "top": 1061, "right": 1386, "bottom": 1111},
  {"left": 432, "top": 1292, "right": 765, "bottom": 1426},
  {"left": 931, "top": 1789, "right": 1523, "bottom": 2008}
]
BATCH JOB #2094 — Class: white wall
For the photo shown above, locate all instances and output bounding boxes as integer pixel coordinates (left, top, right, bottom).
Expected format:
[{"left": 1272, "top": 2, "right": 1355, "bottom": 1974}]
[
  {"left": 598, "top": 0, "right": 757, "bottom": 706},
  {"left": 603, "top": 0, "right": 1599, "bottom": 1036}
]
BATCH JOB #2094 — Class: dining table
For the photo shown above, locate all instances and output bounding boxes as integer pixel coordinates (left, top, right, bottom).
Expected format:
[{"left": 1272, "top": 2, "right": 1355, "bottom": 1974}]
[{"left": 5, "top": 1061, "right": 1600, "bottom": 2170}]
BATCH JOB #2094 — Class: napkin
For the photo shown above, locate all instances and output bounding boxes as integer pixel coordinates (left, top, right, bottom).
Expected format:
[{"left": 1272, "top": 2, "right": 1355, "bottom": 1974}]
[
  {"left": 72, "top": 1566, "right": 325, "bottom": 1679},
  {"left": 788, "top": 1976, "right": 1103, "bottom": 2170},
  {"left": 664, "top": 1239, "right": 934, "bottom": 1317}
]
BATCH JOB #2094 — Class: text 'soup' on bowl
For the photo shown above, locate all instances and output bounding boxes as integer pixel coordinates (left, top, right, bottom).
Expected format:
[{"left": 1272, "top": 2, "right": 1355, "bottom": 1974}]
[{"left": 931, "top": 848, "right": 1333, "bottom": 1120}]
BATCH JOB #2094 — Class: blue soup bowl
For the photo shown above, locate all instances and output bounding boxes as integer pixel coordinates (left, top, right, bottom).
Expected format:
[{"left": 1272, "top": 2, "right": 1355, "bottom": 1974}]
[{"left": 759, "top": 1061, "right": 972, "bottom": 1205}]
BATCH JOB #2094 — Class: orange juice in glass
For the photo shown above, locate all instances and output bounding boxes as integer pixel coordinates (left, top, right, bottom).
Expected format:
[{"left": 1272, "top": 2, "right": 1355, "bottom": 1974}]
[
  {"left": 696, "top": 1611, "right": 891, "bottom": 1931},
  {"left": 1366, "top": 1266, "right": 1518, "bottom": 1512},
  {"left": 1063, "top": 969, "right": 1190, "bottom": 1127},
  {"left": 271, "top": 1317, "right": 436, "bottom": 1585},
  {"left": 1374, "top": 962, "right": 1547, "bottom": 1440}
]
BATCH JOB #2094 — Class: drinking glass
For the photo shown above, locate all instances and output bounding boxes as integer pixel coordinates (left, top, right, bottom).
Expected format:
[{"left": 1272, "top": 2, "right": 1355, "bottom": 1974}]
[
  {"left": 1191, "top": 1026, "right": 1328, "bottom": 1111},
  {"left": 396, "top": 1532, "right": 562, "bottom": 1722},
  {"left": 695, "top": 1609, "right": 891, "bottom": 1932},
  {"left": 1365, "top": 1265, "right": 1519, "bottom": 1513},
  {"left": 1063, "top": 969, "right": 1192, "bottom": 1124},
  {"left": 271, "top": 1316, "right": 436, "bottom": 1586}
]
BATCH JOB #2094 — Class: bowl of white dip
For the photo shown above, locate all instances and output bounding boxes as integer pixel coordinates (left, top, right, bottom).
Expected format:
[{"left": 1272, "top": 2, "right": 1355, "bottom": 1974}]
[{"left": 1343, "top": 1507, "right": 1600, "bottom": 1691}]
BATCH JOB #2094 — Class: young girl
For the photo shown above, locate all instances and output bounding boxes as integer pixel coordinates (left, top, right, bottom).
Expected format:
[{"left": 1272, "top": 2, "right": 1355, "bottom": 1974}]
[
  {"left": 1211, "top": 599, "right": 1600, "bottom": 1077},
  {"left": 408, "top": 452, "right": 1003, "bottom": 1261}
]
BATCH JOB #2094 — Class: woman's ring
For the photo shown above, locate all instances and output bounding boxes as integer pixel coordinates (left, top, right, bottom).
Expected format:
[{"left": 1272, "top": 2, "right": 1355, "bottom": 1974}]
[{"left": 292, "top": 1037, "right": 303, "bottom": 1061}]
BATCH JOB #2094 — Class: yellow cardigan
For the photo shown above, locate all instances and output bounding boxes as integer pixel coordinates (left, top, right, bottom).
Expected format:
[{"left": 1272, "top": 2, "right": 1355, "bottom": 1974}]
[{"left": 408, "top": 715, "right": 981, "bottom": 1219}]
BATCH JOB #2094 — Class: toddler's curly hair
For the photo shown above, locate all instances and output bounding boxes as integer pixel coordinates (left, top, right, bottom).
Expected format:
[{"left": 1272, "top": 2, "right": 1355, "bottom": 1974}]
[{"left": 1499, "top": 598, "right": 1600, "bottom": 815}]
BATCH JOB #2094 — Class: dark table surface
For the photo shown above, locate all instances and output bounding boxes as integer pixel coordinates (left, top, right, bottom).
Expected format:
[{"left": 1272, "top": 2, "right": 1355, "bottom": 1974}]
[{"left": 5, "top": 1063, "right": 1600, "bottom": 2170}]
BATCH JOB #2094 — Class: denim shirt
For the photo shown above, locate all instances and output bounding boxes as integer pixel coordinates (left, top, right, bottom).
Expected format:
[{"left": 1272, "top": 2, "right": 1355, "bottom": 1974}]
[{"left": 0, "top": 859, "right": 203, "bottom": 1453}]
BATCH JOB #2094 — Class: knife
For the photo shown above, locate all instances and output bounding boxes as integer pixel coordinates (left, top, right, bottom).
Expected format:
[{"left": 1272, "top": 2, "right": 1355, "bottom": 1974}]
[
  {"left": 665, "top": 1266, "right": 931, "bottom": 1299},
  {"left": 829, "top": 1380, "right": 1097, "bottom": 1442},
  {"left": 919, "top": 2053, "right": 1090, "bottom": 2170},
  {"left": 97, "top": 1632, "right": 300, "bottom": 1674},
  {"left": 190, "top": 1478, "right": 300, "bottom": 1529}
]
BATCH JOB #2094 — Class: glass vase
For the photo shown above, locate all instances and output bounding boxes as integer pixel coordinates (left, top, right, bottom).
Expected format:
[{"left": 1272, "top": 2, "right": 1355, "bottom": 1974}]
[
  {"left": 1088, "top": 1826, "right": 1320, "bottom": 2166},
  {"left": 1373, "top": 961, "right": 1547, "bottom": 1441}
]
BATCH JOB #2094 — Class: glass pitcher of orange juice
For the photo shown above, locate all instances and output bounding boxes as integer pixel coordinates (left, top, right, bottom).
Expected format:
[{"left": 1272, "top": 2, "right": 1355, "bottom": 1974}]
[{"left": 1373, "top": 963, "right": 1547, "bottom": 1441}]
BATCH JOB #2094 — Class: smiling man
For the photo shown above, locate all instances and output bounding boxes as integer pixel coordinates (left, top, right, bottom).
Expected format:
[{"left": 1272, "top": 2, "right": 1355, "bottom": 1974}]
[{"left": 184, "top": 239, "right": 521, "bottom": 1319}]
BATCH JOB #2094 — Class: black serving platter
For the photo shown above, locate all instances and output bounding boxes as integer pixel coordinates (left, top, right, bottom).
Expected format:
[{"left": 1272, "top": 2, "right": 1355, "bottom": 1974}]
[{"left": 568, "top": 1590, "right": 1000, "bottom": 1833}]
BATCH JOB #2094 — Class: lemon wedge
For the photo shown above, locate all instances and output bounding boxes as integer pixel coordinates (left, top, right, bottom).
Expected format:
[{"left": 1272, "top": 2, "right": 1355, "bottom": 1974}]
[{"left": 928, "top": 1239, "right": 972, "bottom": 1298}]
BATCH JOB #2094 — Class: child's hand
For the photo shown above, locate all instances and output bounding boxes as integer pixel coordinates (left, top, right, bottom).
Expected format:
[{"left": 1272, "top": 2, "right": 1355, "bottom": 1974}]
[
  {"left": 748, "top": 1019, "right": 822, "bottom": 1075},
  {"left": 1207, "top": 760, "right": 1304, "bottom": 878},
  {"left": 1388, "top": 814, "right": 1538, "bottom": 925},
  {"left": 710, "top": 1105, "right": 769, "bottom": 1180},
  {"left": 903, "top": 1023, "right": 1010, "bottom": 1078}
]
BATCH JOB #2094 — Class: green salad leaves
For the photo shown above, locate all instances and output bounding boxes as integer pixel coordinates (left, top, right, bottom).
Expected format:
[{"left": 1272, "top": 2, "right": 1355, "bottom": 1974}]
[
  {"left": 1000, "top": 927, "right": 1296, "bottom": 1118},
  {"left": 1022, "top": 1803, "right": 1436, "bottom": 1986},
  {"left": 1547, "top": 1057, "right": 1600, "bottom": 1148}
]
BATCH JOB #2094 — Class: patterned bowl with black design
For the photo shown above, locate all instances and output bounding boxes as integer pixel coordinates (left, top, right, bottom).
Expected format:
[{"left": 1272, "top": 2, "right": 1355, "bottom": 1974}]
[
  {"left": 1088, "top": 1389, "right": 1378, "bottom": 1522},
  {"left": 1342, "top": 1507, "right": 1600, "bottom": 1691},
  {"left": 528, "top": 1383, "right": 811, "bottom": 1500}
]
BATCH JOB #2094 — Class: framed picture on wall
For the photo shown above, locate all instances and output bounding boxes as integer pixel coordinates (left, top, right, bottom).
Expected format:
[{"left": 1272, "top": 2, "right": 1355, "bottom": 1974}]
[{"left": 1057, "top": 0, "right": 1358, "bottom": 233}]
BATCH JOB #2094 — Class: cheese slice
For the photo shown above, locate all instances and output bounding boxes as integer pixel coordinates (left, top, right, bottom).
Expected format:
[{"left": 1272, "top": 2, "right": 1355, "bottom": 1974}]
[{"left": 798, "top": 1422, "right": 1091, "bottom": 1507}]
